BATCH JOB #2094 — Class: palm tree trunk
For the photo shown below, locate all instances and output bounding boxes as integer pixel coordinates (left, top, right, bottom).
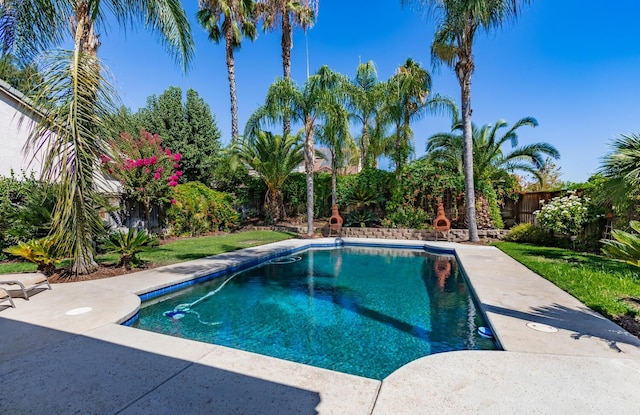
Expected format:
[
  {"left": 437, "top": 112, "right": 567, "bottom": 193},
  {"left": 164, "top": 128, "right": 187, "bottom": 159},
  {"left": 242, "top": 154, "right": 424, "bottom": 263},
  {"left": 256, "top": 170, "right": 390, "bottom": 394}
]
[
  {"left": 225, "top": 21, "right": 239, "bottom": 143},
  {"left": 459, "top": 63, "right": 479, "bottom": 242},
  {"left": 68, "top": 1, "right": 100, "bottom": 275},
  {"left": 304, "top": 118, "right": 315, "bottom": 236},
  {"left": 281, "top": 11, "right": 292, "bottom": 136},
  {"left": 361, "top": 123, "right": 370, "bottom": 169},
  {"left": 331, "top": 150, "right": 337, "bottom": 206}
]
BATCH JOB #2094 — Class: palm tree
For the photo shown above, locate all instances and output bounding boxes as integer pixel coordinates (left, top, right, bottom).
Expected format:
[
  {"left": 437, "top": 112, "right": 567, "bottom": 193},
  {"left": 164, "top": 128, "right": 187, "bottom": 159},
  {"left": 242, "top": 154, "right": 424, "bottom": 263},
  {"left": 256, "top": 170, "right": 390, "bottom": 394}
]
[
  {"left": 245, "top": 65, "right": 346, "bottom": 235},
  {"left": 315, "top": 102, "right": 353, "bottom": 206},
  {"left": 404, "top": 0, "right": 532, "bottom": 241},
  {"left": 597, "top": 133, "right": 640, "bottom": 216},
  {"left": 427, "top": 117, "right": 560, "bottom": 183},
  {"left": 3, "top": 1, "right": 193, "bottom": 275},
  {"left": 382, "top": 58, "right": 455, "bottom": 174},
  {"left": 235, "top": 131, "right": 304, "bottom": 221},
  {"left": 345, "top": 60, "right": 385, "bottom": 169},
  {"left": 197, "top": 0, "right": 257, "bottom": 143},
  {"left": 256, "top": 0, "right": 316, "bottom": 135}
]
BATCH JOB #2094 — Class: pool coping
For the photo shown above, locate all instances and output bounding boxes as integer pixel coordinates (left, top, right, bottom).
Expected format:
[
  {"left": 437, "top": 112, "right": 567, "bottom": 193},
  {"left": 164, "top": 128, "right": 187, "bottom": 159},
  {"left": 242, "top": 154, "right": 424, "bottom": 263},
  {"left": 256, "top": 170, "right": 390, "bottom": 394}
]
[{"left": 3, "top": 237, "right": 640, "bottom": 414}]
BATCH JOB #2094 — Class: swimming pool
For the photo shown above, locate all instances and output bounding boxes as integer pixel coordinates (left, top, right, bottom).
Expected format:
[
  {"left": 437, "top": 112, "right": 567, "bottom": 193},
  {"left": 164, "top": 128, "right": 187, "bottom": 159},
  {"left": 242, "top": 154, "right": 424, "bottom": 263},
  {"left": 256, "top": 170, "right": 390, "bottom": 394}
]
[{"left": 133, "top": 245, "right": 497, "bottom": 379}]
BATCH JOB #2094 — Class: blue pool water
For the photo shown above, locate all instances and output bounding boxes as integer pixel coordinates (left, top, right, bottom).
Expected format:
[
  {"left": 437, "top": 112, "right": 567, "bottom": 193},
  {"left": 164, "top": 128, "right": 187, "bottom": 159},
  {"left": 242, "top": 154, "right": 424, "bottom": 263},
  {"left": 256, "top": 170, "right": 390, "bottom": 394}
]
[{"left": 134, "top": 246, "right": 497, "bottom": 379}]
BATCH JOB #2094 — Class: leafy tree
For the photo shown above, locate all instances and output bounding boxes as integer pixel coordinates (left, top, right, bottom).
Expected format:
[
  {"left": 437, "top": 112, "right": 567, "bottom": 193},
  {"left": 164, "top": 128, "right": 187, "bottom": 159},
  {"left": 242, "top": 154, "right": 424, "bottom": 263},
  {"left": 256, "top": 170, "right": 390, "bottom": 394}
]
[
  {"left": 2, "top": 1, "right": 193, "bottom": 275},
  {"left": 137, "top": 87, "right": 222, "bottom": 184},
  {"left": 523, "top": 157, "right": 563, "bottom": 192},
  {"left": 198, "top": 0, "right": 257, "bottom": 142},
  {"left": 404, "top": 0, "right": 532, "bottom": 241},
  {"left": 234, "top": 131, "right": 304, "bottom": 222},
  {"left": 246, "top": 65, "right": 347, "bottom": 235},
  {"left": 427, "top": 117, "right": 560, "bottom": 183}
]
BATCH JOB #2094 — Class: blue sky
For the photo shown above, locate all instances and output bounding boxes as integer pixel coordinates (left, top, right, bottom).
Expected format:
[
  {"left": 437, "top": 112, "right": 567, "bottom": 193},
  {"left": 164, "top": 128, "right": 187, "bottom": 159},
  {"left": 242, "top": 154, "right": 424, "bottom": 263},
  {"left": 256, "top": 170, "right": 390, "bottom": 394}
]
[{"left": 97, "top": 0, "right": 640, "bottom": 184}]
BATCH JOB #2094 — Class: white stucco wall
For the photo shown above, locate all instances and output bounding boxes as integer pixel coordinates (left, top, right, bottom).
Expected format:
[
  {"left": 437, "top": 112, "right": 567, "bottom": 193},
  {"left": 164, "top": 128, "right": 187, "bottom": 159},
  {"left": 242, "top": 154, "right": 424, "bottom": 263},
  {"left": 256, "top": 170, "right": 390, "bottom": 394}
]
[{"left": 0, "top": 82, "right": 42, "bottom": 178}]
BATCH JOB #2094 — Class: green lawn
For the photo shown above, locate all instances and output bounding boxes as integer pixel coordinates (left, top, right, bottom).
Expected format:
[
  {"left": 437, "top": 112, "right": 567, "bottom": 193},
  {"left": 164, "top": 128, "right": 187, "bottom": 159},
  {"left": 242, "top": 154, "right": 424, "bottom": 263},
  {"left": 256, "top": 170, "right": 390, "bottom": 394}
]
[
  {"left": 0, "top": 230, "right": 296, "bottom": 275},
  {"left": 494, "top": 242, "right": 640, "bottom": 319}
]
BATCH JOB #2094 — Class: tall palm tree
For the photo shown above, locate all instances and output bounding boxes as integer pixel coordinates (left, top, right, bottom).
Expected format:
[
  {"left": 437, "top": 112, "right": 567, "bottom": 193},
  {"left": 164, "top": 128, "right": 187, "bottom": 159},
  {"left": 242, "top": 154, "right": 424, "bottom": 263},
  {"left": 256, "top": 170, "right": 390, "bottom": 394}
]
[
  {"left": 198, "top": 0, "right": 257, "bottom": 143},
  {"left": 382, "top": 58, "right": 455, "bottom": 174},
  {"left": 345, "top": 60, "right": 386, "bottom": 169},
  {"left": 3, "top": 1, "right": 193, "bottom": 275},
  {"left": 427, "top": 117, "right": 560, "bottom": 183},
  {"left": 235, "top": 131, "right": 304, "bottom": 221},
  {"left": 315, "top": 102, "right": 353, "bottom": 206},
  {"left": 404, "top": 0, "right": 532, "bottom": 241},
  {"left": 256, "top": 0, "right": 316, "bottom": 135},
  {"left": 245, "top": 65, "right": 346, "bottom": 235}
]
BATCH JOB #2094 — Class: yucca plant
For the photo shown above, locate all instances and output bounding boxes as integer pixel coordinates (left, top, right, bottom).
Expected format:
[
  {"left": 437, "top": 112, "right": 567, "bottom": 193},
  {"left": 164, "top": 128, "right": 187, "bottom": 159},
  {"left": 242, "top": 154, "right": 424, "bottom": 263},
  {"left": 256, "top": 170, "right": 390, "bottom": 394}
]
[
  {"left": 101, "top": 229, "right": 157, "bottom": 270},
  {"left": 601, "top": 221, "right": 640, "bottom": 268},
  {"left": 3, "top": 237, "right": 62, "bottom": 276}
]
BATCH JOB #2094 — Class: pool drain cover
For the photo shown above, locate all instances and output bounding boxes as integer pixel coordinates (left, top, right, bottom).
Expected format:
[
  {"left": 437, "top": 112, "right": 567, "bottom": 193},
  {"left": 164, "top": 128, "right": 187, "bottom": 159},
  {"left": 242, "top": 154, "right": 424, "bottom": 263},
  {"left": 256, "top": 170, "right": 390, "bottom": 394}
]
[{"left": 526, "top": 322, "right": 558, "bottom": 333}]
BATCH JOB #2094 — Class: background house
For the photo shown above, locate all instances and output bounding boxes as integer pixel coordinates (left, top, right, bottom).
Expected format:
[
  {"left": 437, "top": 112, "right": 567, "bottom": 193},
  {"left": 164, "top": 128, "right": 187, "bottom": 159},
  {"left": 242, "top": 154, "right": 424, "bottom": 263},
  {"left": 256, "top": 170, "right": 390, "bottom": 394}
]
[{"left": 0, "top": 79, "right": 42, "bottom": 177}]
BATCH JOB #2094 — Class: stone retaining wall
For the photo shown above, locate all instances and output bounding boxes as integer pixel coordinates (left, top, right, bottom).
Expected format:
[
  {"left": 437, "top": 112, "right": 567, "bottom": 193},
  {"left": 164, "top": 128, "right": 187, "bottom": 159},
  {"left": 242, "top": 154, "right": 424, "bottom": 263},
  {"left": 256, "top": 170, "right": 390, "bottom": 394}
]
[{"left": 244, "top": 225, "right": 509, "bottom": 242}]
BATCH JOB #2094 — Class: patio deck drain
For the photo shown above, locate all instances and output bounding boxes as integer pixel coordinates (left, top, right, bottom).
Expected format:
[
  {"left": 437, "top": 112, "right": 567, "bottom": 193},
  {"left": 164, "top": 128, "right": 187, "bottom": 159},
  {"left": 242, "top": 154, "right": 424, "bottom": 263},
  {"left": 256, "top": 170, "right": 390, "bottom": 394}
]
[{"left": 526, "top": 322, "right": 558, "bottom": 333}]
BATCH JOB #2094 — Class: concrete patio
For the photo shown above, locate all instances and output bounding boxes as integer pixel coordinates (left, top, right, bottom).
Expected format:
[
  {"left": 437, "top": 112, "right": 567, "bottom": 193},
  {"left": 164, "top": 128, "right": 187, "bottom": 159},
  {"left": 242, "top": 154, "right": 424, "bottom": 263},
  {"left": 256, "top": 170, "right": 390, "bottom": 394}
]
[{"left": 1, "top": 238, "right": 640, "bottom": 414}]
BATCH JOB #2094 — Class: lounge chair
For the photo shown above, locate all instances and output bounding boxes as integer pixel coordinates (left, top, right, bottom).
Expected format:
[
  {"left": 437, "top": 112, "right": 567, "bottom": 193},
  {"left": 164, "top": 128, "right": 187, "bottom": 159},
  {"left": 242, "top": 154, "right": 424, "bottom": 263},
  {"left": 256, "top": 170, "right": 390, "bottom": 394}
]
[
  {"left": 0, "top": 287, "right": 15, "bottom": 308},
  {"left": 0, "top": 272, "right": 52, "bottom": 300}
]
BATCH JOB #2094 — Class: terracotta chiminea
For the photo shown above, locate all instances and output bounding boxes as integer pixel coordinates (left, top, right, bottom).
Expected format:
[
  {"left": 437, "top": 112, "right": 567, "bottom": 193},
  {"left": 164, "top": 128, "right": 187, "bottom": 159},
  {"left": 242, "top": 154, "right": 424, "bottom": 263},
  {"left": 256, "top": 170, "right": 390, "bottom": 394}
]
[
  {"left": 328, "top": 204, "right": 343, "bottom": 237},
  {"left": 433, "top": 202, "right": 450, "bottom": 240}
]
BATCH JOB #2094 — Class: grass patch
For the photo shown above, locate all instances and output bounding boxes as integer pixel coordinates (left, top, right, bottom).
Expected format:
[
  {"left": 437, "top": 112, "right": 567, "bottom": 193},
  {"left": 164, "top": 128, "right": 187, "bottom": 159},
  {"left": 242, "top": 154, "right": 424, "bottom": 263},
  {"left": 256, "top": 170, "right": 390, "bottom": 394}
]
[
  {"left": 1, "top": 230, "right": 296, "bottom": 274},
  {"left": 0, "top": 261, "right": 37, "bottom": 274},
  {"left": 494, "top": 242, "right": 640, "bottom": 319}
]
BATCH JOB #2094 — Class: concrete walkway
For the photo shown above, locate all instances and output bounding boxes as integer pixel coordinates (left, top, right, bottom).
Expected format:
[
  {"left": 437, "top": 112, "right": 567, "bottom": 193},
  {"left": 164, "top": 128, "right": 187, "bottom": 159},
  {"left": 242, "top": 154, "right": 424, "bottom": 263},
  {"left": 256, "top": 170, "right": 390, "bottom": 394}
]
[{"left": 1, "top": 238, "right": 640, "bottom": 414}]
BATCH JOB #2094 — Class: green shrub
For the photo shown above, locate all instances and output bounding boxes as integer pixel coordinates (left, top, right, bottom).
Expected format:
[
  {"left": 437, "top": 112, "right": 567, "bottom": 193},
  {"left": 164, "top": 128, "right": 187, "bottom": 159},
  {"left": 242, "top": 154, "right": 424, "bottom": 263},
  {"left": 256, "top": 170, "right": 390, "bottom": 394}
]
[
  {"left": 382, "top": 203, "right": 429, "bottom": 229},
  {"left": 3, "top": 236, "right": 62, "bottom": 276},
  {"left": 0, "top": 172, "right": 56, "bottom": 256},
  {"left": 101, "top": 228, "right": 158, "bottom": 269},
  {"left": 601, "top": 221, "right": 640, "bottom": 268},
  {"left": 345, "top": 210, "right": 377, "bottom": 228},
  {"left": 167, "top": 182, "right": 239, "bottom": 236},
  {"left": 504, "top": 223, "right": 553, "bottom": 245}
]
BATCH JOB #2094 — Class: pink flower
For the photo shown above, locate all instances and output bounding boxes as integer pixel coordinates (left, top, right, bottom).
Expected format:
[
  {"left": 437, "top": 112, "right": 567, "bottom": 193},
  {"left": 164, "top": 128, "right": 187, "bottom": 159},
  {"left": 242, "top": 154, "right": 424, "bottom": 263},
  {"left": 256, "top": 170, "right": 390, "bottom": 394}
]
[
  {"left": 156, "top": 167, "right": 164, "bottom": 173},
  {"left": 153, "top": 172, "right": 161, "bottom": 180},
  {"left": 150, "top": 156, "right": 157, "bottom": 164},
  {"left": 173, "top": 153, "right": 182, "bottom": 162},
  {"left": 107, "top": 168, "right": 113, "bottom": 174},
  {"left": 170, "top": 199, "right": 177, "bottom": 205},
  {"left": 143, "top": 167, "right": 150, "bottom": 174},
  {"left": 135, "top": 159, "right": 144, "bottom": 167},
  {"left": 175, "top": 170, "right": 183, "bottom": 177},
  {"left": 169, "top": 181, "right": 178, "bottom": 187},
  {"left": 99, "top": 154, "right": 111, "bottom": 164},
  {"left": 165, "top": 148, "right": 172, "bottom": 156},
  {"left": 143, "top": 158, "right": 151, "bottom": 166},
  {"left": 173, "top": 163, "right": 179, "bottom": 169}
]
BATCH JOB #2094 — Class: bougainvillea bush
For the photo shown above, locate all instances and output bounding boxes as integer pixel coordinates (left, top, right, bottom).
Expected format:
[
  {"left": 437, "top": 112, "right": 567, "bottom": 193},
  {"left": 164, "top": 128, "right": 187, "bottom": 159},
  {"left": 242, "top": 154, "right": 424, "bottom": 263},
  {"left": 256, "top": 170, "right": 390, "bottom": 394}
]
[{"left": 101, "top": 129, "right": 182, "bottom": 228}]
